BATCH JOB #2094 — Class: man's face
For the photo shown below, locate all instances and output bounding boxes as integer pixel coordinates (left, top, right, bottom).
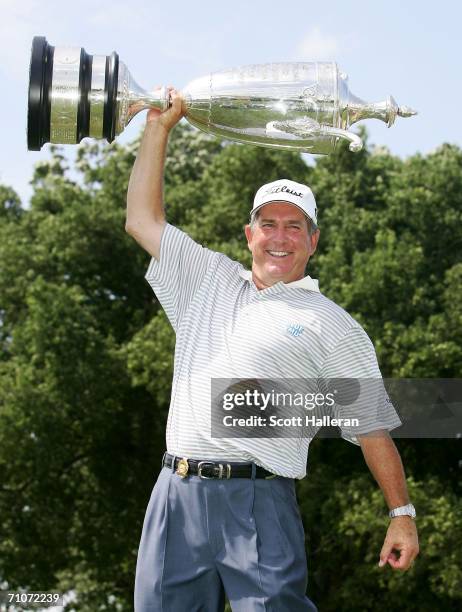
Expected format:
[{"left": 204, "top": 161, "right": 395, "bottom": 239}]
[{"left": 244, "top": 202, "right": 320, "bottom": 290}]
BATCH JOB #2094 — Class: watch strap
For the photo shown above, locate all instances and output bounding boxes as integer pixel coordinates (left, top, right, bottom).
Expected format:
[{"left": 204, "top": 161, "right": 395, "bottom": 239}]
[{"left": 389, "top": 503, "right": 416, "bottom": 519}]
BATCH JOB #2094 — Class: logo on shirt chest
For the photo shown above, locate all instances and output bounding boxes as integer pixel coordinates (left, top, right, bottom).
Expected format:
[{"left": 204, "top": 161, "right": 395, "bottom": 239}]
[{"left": 286, "top": 323, "right": 304, "bottom": 337}]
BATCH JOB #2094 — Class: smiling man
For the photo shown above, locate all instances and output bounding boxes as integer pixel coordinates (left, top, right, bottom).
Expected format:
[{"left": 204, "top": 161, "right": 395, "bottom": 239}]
[
  {"left": 126, "top": 91, "right": 419, "bottom": 612},
  {"left": 244, "top": 181, "right": 320, "bottom": 288}
]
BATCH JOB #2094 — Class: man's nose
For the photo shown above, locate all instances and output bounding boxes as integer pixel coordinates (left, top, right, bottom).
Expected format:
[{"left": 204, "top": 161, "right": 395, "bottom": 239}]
[{"left": 272, "top": 225, "right": 289, "bottom": 242}]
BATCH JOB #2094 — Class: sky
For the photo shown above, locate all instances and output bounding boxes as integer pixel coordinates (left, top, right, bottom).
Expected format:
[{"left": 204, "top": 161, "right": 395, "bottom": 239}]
[{"left": 1, "top": 0, "right": 461, "bottom": 206}]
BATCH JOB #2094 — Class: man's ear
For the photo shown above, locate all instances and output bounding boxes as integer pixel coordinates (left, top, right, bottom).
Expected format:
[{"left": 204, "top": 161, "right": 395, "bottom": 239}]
[
  {"left": 244, "top": 224, "right": 253, "bottom": 251},
  {"left": 310, "top": 229, "right": 320, "bottom": 255}
]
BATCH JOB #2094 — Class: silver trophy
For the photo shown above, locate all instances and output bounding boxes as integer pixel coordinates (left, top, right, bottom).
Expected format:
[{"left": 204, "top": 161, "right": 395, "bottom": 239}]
[{"left": 28, "top": 36, "right": 416, "bottom": 154}]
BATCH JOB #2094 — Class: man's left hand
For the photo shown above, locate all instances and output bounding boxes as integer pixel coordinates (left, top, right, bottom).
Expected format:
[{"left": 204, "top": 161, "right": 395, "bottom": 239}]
[{"left": 378, "top": 517, "right": 419, "bottom": 570}]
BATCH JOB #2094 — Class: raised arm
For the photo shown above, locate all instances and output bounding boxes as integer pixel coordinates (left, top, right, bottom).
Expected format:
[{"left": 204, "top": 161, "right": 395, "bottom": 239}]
[{"left": 125, "top": 88, "right": 184, "bottom": 259}]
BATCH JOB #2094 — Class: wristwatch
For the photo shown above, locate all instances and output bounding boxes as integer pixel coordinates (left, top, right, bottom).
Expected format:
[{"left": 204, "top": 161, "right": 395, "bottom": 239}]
[{"left": 389, "top": 503, "right": 416, "bottom": 519}]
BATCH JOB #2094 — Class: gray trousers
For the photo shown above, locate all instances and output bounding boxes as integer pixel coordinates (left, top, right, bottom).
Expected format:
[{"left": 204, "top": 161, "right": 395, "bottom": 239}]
[{"left": 134, "top": 462, "right": 318, "bottom": 611}]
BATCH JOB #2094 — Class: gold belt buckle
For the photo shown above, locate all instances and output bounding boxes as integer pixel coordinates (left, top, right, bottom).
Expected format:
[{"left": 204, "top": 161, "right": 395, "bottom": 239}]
[{"left": 176, "top": 457, "right": 189, "bottom": 478}]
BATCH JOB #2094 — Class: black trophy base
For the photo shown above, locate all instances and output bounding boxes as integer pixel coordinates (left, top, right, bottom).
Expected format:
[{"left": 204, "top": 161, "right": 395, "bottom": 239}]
[{"left": 27, "top": 36, "right": 119, "bottom": 151}]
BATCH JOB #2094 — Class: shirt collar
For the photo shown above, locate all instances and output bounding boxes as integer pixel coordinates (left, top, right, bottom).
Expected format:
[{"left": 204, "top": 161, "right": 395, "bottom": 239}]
[{"left": 238, "top": 269, "right": 320, "bottom": 292}]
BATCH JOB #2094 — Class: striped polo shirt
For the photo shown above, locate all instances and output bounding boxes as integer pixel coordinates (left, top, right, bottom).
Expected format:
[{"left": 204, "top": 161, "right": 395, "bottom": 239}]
[{"left": 145, "top": 224, "right": 401, "bottom": 479}]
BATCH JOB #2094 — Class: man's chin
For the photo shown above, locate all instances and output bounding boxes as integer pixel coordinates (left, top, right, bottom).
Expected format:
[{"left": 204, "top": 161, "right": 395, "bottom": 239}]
[{"left": 262, "top": 267, "right": 295, "bottom": 285}]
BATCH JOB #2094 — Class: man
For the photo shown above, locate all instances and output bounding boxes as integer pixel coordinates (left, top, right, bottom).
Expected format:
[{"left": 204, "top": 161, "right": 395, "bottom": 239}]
[{"left": 126, "top": 90, "right": 419, "bottom": 612}]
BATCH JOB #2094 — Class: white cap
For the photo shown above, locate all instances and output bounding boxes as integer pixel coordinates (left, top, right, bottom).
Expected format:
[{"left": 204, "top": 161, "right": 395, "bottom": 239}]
[{"left": 252, "top": 179, "right": 318, "bottom": 225}]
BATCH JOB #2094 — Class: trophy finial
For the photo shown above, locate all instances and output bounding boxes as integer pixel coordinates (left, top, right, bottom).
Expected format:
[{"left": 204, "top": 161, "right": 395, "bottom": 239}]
[
  {"left": 346, "top": 93, "right": 418, "bottom": 129},
  {"left": 397, "top": 105, "right": 418, "bottom": 118},
  {"left": 384, "top": 96, "right": 418, "bottom": 127}
]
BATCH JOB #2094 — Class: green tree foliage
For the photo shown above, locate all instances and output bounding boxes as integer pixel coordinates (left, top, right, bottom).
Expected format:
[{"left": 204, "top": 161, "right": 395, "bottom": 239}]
[
  {"left": 298, "top": 471, "right": 462, "bottom": 611},
  {"left": 0, "top": 124, "right": 461, "bottom": 610}
]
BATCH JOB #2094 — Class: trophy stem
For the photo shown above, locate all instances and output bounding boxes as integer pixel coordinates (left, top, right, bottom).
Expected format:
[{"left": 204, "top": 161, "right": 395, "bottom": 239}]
[
  {"left": 124, "top": 87, "right": 170, "bottom": 122},
  {"left": 117, "top": 66, "right": 171, "bottom": 132}
]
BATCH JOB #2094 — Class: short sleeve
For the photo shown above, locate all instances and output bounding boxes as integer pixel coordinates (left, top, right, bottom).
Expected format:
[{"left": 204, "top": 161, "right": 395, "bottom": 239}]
[
  {"left": 319, "top": 326, "right": 402, "bottom": 445},
  {"left": 144, "top": 224, "right": 219, "bottom": 331}
]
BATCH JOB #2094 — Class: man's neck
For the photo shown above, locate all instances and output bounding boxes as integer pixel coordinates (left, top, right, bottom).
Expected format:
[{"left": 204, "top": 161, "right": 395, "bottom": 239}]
[{"left": 252, "top": 270, "right": 303, "bottom": 291}]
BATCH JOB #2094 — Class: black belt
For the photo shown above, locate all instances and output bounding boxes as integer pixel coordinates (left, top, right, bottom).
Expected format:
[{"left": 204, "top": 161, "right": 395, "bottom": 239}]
[{"left": 162, "top": 452, "right": 277, "bottom": 480}]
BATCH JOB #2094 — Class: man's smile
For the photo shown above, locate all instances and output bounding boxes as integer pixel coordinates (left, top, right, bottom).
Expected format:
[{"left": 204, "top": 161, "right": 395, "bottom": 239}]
[{"left": 267, "top": 250, "right": 291, "bottom": 258}]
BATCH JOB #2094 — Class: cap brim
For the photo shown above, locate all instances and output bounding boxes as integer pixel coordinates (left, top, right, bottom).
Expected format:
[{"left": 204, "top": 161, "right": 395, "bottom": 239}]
[{"left": 251, "top": 200, "right": 316, "bottom": 225}]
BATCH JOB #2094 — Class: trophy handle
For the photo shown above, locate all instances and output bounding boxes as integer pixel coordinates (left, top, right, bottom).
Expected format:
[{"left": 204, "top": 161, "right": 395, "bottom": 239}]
[
  {"left": 266, "top": 118, "right": 363, "bottom": 152},
  {"left": 321, "top": 126, "right": 363, "bottom": 152}
]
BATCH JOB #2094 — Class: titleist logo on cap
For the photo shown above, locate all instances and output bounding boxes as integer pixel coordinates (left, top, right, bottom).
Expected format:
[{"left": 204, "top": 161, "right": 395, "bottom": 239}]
[{"left": 263, "top": 185, "right": 303, "bottom": 198}]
